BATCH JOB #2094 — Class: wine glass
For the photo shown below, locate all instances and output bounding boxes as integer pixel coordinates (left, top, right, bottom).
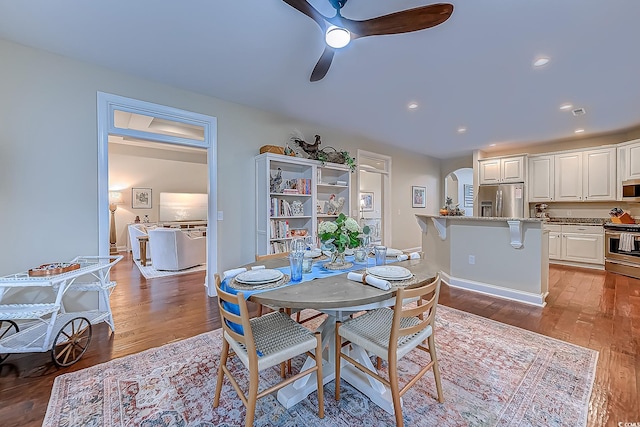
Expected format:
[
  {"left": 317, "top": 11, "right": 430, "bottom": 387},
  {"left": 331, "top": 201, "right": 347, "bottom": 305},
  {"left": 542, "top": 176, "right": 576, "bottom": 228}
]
[
  {"left": 291, "top": 238, "right": 306, "bottom": 254},
  {"left": 304, "top": 235, "right": 316, "bottom": 250}
]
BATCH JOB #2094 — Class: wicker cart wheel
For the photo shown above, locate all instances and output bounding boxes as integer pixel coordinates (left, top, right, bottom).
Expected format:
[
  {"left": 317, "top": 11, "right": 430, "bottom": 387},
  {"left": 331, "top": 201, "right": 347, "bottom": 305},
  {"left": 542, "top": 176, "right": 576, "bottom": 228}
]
[
  {"left": 0, "top": 320, "right": 19, "bottom": 364},
  {"left": 51, "top": 317, "right": 92, "bottom": 367}
]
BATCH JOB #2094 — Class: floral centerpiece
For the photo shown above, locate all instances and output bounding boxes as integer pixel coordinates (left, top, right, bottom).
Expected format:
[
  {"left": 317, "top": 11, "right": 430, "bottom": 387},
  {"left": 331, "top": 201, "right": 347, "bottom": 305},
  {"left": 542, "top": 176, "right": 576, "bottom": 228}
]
[{"left": 318, "top": 213, "right": 362, "bottom": 267}]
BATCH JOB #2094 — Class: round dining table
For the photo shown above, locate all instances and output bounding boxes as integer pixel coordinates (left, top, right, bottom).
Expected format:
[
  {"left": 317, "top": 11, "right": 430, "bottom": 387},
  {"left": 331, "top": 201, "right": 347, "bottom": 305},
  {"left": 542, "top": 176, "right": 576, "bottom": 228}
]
[{"left": 243, "top": 255, "right": 438, "bottom": 416}]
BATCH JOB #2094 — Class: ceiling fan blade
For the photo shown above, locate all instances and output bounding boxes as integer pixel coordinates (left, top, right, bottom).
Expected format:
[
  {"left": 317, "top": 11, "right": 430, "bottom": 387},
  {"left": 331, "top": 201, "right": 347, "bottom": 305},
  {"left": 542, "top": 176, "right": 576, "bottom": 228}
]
[
  {"left": 310, "top": 47, "right": 335, "bottom": 82},
  {"left": 331, "top": 3, "right": 454, "bottom": 38},
  {"left": 282, "top": 0, "right": 328, "bottom": 29}
]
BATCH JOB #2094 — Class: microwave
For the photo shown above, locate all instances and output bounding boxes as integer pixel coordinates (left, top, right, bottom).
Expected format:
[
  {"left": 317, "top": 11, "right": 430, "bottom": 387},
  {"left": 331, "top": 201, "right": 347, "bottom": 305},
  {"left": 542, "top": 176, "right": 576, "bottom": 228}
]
[{"left": 622, "top": 179, "right": 640, "bottom": 201}]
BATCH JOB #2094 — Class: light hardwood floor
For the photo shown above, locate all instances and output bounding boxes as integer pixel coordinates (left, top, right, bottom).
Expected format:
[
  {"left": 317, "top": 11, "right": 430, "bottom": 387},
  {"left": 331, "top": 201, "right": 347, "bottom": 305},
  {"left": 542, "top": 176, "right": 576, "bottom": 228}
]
[{"left": 0, "top": 254, "right": 637, "bottom": 426}]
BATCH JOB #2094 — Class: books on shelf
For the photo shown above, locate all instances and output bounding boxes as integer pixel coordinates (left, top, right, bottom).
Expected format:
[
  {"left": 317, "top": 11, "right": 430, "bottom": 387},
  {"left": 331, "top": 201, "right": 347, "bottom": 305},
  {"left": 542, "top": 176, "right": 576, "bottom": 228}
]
[
  {"left": 269, "top": 219, "right": 289, "bottom": 239},
  {"left": 276, "top": 178, "right": 312, "bottom": 195}
]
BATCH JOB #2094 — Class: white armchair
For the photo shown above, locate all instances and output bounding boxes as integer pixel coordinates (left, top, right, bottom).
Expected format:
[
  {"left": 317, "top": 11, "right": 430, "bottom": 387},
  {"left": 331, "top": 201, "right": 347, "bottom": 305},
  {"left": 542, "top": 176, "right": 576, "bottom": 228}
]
[
  {"left": 128, "top": 224, "right": 154, "bottom": 261},
  {"left": 148, "top": 228, "right": 206, "bottom": 271}
]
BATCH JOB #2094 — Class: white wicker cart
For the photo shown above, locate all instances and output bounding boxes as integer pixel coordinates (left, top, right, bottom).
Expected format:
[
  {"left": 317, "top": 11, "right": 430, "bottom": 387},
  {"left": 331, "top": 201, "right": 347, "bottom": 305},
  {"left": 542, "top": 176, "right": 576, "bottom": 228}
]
[{"left": 0, "top": 255, "right": 122, "bottom": 367}]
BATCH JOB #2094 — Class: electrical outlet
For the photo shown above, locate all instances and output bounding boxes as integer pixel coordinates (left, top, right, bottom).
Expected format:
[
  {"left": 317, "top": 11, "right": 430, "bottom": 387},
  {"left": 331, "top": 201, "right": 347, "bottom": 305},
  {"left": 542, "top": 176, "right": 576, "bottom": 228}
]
[
  {"left": 469, "top": 255, "right": 475, "bottom": 265},
  {"left": 217, "top": 211, "right": 224, "bottom": 220}
]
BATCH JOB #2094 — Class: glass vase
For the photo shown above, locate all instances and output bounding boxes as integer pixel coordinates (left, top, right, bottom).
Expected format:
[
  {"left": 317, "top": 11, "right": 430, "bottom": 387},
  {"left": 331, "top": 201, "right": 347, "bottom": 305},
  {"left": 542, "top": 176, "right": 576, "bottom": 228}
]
[{"left": 330, "top": 250, "right": 347, "bottom": 266}]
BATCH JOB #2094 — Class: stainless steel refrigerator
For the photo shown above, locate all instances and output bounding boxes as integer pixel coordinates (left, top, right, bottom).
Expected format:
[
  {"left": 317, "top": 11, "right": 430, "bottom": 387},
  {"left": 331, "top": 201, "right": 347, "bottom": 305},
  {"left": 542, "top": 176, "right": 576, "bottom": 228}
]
[{"left": 478, "top": 183, "right": 525, "bottom": 218}]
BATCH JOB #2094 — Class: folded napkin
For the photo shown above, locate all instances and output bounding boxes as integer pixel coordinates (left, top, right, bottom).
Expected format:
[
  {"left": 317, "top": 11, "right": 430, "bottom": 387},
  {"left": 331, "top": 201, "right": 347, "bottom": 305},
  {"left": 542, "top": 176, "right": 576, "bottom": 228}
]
[
  {"left": 223, "top": 267, "right": 246, "bottom": 280},
  {"left": 396, "top": 252, "right": 421, "bottom": 261},
  {"left": 251, "top": 265, "right": 265, "bottom": 270},
  {"left": 347, "top": 272, "right": 391, "bottom": 291}
]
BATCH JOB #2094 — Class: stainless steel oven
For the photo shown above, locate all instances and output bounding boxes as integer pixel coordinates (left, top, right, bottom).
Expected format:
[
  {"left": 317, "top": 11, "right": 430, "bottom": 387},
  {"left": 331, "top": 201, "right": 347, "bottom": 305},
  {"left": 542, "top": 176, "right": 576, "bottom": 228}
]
[{"left": 604, "top": 223, "right": 640, "bottom": 279}]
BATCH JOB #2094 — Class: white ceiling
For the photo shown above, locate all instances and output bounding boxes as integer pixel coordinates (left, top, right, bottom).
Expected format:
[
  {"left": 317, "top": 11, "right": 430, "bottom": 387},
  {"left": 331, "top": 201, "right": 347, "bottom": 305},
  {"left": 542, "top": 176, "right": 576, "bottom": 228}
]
[{"left": 1, "top": 0, "right": 639, "bottom": 159}]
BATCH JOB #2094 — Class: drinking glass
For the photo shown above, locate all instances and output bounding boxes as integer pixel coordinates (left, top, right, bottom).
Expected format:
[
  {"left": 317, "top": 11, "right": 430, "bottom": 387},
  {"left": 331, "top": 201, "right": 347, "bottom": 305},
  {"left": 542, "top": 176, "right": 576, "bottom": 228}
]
[
  {"left": 304, "top": 235, "right": 316, "bottom": 250},
  {"left": 374, "top": 245, "right": 387, "bottom": 266},
  {"left": 354, "top": 248, "right": 367, "bottom": 263},
  {"left": 302, "top": 257, "right": 313, "bottom": 273},
  {"left": 289, "top": 252, "right": 304, "bottom": 282},
  {"left": 291, "top": 238, "right": 306, "bottom": 254}
]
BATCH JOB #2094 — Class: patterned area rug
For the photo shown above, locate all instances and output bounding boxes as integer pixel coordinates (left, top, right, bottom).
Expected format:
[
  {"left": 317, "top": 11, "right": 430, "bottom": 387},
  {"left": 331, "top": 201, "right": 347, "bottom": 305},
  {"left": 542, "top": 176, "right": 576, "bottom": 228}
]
[
  {"left": 43, "top": 306, "right": 597, "bottom": 427},
  {"left": 133, "top": 259, "right": 206, "bottom": 279}
]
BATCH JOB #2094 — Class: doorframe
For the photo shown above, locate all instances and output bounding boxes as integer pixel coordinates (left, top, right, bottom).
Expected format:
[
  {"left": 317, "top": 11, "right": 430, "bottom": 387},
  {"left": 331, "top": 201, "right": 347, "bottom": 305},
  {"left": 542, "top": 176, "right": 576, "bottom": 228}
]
[
  {"left": 97, "top": 92, "right": 218, "bottom": 295},
  {"left": 356, "top": 149, "right": 392, "bottom": 246}
]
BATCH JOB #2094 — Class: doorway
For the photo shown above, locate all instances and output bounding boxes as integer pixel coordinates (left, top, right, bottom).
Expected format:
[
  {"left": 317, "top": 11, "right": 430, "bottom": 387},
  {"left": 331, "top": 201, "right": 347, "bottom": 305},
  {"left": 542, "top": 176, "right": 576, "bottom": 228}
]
[
  {"left": 357, "top": 150, "right": 392, "bottom": 246},
  {"left": 97, "top": 93, "right": 218, "bottom": 296},
  {"left": 444, "top": 168, "right": 473, "bottom": 216}
]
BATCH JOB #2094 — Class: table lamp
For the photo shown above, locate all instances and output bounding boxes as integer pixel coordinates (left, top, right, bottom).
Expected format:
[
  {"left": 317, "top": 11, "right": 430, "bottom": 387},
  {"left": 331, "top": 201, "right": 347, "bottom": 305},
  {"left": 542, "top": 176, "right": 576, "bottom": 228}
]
[{"left": 109, "top": 191, "right": 124, "bottom": 255}]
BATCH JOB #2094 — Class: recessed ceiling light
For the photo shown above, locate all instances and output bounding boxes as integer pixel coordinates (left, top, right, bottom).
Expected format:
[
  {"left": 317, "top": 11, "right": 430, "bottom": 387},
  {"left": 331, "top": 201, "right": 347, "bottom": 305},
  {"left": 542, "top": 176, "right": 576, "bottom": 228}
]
[
  {"left": 489, "top": 144, "right": 496, "bottom": 147},
  {"left": 407, "top": 102, "right": 419, "bottom": 110},
  {"left": 533, "top": 57, "right": 550, "bottom": 67},
  {"left": 457, "top": 126, "right": 467, "bottom": 134},
  {"left": 560, "top": 103, "right": 573, "bottom": 110},
  {"left": 574, "top": 128, "right": 585, "bottom": 134}
]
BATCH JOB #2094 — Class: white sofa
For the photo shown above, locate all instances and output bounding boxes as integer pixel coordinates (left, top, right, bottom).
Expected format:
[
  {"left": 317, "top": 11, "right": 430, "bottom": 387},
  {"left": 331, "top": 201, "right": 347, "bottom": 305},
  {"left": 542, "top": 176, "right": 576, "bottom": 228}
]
[
  {"left": 128, "top": 224, "right": 155, "bottom": 261},
  {"left": 148, "top": 228, "right": 206, "bottom": 271}
]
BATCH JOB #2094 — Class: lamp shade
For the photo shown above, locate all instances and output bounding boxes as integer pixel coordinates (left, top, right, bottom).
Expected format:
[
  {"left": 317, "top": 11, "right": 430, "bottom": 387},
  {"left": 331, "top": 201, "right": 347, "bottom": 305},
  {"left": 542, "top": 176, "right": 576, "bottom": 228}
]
[{"left": 109, "top": 191, "right": 124, "bottom": 205}]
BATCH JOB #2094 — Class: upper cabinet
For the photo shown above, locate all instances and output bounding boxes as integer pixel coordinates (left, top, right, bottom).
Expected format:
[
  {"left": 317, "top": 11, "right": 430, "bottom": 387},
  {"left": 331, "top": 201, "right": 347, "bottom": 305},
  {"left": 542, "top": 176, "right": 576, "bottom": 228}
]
[
  {"left": 554, "top": 152, "right": 583, "bottom": 201},
  {"left": 618, "top": 139, "right": 640, "bottom": 181},
  {"left": 479, "top": 155, "right": 525, "bottom": 184},
  {"left": 529, "top": 147, "right": 616, "bottom": 202},
  {"left": 528, "top": 155, "right": 554, "bottom": 202},
  {"left": 582, "top": 148, "right": 616, "bottom": 201}
]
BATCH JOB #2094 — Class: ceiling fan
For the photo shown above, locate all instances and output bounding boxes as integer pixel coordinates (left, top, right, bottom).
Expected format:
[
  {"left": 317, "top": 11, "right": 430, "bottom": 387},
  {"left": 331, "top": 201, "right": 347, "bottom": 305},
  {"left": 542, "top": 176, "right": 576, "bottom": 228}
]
[{"left": 283, "top": 0, "right": 454, "bottom": 82}]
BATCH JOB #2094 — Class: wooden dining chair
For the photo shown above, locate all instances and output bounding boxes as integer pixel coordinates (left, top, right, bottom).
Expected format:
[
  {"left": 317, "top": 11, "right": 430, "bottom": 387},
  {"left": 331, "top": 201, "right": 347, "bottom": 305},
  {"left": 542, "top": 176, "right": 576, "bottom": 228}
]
[
  {"left": 213, "top": 273, "right": 324, "bottom": 426},
  {"left": 254, "top": 252, "right": 289, "bottom": 316},
  {"left": 335, "top": 274, "right": 444, "bottom": 427}
]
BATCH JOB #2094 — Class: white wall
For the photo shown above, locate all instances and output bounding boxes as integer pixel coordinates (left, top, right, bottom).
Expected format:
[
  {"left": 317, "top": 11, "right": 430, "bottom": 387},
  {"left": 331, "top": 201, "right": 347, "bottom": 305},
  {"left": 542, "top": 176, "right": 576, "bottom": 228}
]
[{"left": 0, "top": 39, "right": 441, "bottom": 275}]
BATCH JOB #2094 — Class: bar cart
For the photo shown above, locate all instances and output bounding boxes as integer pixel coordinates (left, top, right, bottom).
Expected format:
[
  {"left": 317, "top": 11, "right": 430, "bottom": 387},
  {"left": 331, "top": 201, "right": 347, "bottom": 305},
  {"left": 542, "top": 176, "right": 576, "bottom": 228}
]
[{"left": 0, "top": 255, "right": 122, "bottom": 367}]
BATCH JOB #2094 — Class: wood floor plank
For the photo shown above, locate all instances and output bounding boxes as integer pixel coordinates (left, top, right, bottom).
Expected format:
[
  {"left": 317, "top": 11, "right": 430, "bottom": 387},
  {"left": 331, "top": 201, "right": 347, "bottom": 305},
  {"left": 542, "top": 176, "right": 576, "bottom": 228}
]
[{"left": 0, "top": 257, "right": 638, "bottom": 426}]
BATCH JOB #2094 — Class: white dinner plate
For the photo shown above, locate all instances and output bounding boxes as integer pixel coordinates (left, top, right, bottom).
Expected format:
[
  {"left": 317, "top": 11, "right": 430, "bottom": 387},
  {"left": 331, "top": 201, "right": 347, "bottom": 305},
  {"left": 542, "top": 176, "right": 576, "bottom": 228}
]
[
  {"left": 385, "top": 248, "right": 404, "bottom": 257},
  {"left": 366, "top": 266, "right": 413, "bottom": 280},
  {"left": 304, "top": 249, "right": 322, "bottom": 258},
  {"left": 235, "top": 269, "right": 283, "bottom": 284}
]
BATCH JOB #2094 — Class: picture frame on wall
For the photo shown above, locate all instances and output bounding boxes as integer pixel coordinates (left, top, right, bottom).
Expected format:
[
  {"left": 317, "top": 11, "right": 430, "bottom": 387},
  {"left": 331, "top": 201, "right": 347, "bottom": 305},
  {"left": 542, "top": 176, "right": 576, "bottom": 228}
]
[
  {"left": 132, "top": 188, "right": 152, "bottom": 209},
  {"left": 412, "top": 186, "right": 426, "bottom": 208},
  {"left": 360, "top": 192, "right": 374, "bottom": 212}
]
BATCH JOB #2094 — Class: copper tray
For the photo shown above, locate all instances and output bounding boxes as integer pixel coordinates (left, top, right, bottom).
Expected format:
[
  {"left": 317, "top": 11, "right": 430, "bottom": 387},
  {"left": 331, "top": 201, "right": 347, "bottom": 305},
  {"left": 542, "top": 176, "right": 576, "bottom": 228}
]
[{"left": 28, "top": 262, "right": 81, "bottom": 277}]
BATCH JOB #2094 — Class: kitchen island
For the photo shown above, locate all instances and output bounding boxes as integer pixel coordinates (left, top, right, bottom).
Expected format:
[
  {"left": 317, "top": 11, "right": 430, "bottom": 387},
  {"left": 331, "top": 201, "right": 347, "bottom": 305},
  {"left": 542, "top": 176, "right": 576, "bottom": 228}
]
[{"left": 415, "top": 215, "right": 549, "bottom": 306}]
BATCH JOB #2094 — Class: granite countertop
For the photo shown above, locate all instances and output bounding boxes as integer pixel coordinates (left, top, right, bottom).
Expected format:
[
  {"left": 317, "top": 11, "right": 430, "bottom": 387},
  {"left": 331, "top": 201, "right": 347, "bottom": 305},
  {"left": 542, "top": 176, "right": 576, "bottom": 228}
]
[
  {"left": 544, "top": 217, "right": 608, "bottom": 225},
  {"left": 417, "top": 214, "right": 544, "bottom": 222}
]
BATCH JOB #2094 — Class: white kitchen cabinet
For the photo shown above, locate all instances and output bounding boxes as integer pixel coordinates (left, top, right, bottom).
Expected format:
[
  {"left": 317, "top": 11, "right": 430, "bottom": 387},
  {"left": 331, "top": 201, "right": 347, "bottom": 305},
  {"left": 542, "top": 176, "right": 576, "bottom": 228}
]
[
  {"left": 582, "top": 148, "right": 616, "bottom": 201},
  {"left": 561, "top": 232, "right": 604, "bottom": 265},
  {"left": 478, "top": 158, "right": 501, "bottom": 184},
  {"left": 548, "top": 232, "right": 561, "bottom": 259},
  {"left": 618, "top": 139, "right": 640, "bottom": 181},
  {"left": 554, "top": 152, "right": 583, "bottom": 201},
  {"left": 479, "top": 155, "right": 525, "bottom": 184},
  {"left": 528, "top": 155, "right": 554, "bottom": 202},
  {"left": 544, "top": 224, "right": 604, "bottom": 266}
]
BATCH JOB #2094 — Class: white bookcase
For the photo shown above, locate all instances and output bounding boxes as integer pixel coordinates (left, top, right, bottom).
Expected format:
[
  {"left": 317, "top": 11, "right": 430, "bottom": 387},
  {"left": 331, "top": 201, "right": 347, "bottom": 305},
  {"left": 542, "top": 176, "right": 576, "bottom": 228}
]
[{"left": 256, "top": 153, "right": 351, "bottom": 255}]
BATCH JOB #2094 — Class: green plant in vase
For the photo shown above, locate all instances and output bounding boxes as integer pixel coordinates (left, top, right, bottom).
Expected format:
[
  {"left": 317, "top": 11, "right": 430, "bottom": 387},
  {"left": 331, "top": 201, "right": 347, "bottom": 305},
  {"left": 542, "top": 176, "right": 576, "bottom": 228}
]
[{"left": 318, "top": 213, "right": 361, "bottom": 266}]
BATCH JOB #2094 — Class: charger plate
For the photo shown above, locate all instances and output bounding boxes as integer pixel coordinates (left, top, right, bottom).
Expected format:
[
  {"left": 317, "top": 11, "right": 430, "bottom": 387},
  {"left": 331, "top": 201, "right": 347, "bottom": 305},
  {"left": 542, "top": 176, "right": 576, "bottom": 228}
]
[
  {"left": 366, "top": 265, "right": 413, "bottom": 280},
  {"left": 230, "top": 274, "right": 290, "bottom": 291}
]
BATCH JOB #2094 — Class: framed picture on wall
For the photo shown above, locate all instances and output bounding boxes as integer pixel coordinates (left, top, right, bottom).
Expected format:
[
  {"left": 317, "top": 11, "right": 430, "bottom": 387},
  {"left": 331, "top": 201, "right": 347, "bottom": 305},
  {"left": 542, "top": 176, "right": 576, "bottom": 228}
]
[
  {"left": 132, "top": 188, "right": 152, "bottom": 209},
  {"left": 360, "top": 192, "right": 374, "bottom": 212},
  {"left": 412, "top": 186, "right": 426, "bottom": 208}
]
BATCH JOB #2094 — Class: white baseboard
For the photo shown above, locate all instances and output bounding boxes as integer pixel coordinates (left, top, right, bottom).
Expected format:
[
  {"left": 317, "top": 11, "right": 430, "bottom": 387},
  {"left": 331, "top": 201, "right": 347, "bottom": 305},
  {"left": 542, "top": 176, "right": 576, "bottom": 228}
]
[
  {"left": 548, "top": 260, "right": 604, "bottom": 270},
  {"left": 440, "top": 271, "right": 547, "bottom": 307}
]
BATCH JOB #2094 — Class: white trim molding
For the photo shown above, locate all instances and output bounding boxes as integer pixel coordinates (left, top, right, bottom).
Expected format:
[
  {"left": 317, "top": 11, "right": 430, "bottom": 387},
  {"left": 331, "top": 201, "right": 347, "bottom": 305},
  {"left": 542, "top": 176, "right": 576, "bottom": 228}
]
[{"left": 440, "top": 271, "right": 547, "bottom": 307}]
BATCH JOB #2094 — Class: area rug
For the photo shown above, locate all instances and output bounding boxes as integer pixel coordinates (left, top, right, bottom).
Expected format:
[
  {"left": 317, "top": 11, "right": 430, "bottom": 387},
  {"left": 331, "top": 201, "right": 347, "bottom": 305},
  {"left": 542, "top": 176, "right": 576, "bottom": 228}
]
[
  {"left": 43, "top": 306, "right": 598, "bottom": 427},
  {"left": 133, "top": 259, "right": 206, "bottom": 279}
]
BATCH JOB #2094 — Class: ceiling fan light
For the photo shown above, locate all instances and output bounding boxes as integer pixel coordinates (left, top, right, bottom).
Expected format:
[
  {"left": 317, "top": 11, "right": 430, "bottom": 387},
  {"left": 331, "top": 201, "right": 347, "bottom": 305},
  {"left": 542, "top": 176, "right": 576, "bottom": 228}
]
[{"left": 325, "top": 26, "right": 350, "bottom": 48}]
